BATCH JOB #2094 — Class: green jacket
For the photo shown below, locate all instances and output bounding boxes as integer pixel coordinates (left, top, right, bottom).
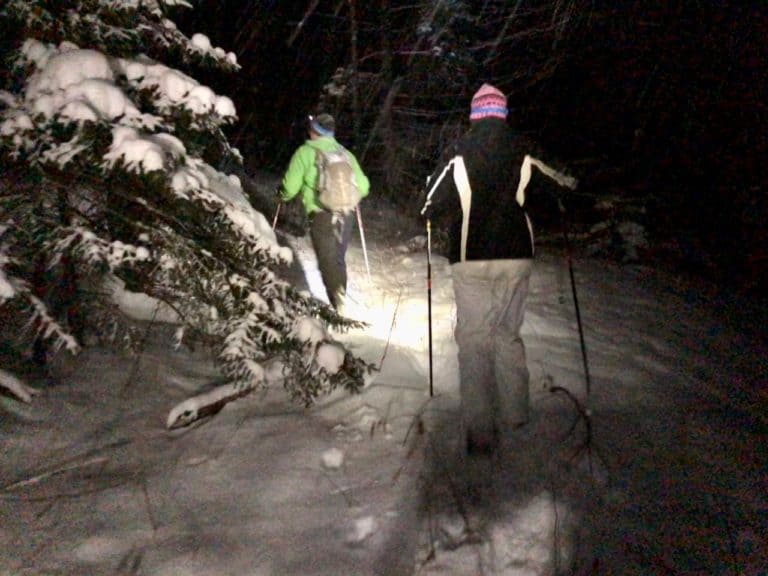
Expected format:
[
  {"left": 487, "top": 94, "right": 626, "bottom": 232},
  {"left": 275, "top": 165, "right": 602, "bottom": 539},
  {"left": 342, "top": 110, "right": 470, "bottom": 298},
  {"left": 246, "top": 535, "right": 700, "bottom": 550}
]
[{"left": 280, "top": 136, "right": 370, "bottom": 215}]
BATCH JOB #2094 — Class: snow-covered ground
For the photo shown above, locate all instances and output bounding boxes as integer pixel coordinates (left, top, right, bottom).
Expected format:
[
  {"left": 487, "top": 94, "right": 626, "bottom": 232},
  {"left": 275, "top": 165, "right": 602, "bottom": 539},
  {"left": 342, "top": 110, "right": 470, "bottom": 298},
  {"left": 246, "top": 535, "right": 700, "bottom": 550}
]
[{"left": 1, "top": 199, "right": 766, "bottom": 575}]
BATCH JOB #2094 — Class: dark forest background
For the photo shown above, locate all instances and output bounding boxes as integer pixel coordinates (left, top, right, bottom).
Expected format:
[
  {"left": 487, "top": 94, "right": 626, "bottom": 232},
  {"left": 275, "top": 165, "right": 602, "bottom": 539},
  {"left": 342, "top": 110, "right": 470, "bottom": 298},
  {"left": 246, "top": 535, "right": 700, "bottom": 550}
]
[{"left": 178, "top": 1, "right": 765, "bottom": 294}]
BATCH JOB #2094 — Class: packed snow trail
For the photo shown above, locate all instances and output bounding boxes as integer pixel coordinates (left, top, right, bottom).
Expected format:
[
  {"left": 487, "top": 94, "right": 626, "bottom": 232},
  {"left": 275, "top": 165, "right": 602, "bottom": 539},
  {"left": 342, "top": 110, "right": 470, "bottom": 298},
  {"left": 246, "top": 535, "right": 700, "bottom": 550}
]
[{"left": 1, "top": 199, "right": 766, "bottom": 575}]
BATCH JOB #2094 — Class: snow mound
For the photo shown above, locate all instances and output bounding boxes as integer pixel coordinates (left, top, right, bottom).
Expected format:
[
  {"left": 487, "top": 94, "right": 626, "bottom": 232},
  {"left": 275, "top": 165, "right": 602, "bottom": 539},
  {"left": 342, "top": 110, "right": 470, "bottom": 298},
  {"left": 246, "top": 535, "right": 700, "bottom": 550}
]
[
  {"left": 346, "top": 515, "right": 378, "bottom": 545},
  {"left": 321, "top": 447, "right": 345, "bottom": 470}
]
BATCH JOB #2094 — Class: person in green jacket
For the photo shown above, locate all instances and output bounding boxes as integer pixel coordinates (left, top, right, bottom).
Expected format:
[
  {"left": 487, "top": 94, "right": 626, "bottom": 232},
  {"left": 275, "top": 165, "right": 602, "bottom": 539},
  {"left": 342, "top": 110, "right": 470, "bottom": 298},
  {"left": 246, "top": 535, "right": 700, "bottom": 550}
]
[{"left": 280, "top": 113, "right": 370, "bottom": 311}]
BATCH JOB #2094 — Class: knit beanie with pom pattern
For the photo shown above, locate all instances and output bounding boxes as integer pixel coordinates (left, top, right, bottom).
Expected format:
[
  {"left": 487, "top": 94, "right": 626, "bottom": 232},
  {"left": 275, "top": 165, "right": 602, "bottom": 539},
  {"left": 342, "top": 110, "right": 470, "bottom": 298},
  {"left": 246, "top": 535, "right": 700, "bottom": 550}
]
[{"left": 469, "top": 83, "right": 508, "bottom": 121}]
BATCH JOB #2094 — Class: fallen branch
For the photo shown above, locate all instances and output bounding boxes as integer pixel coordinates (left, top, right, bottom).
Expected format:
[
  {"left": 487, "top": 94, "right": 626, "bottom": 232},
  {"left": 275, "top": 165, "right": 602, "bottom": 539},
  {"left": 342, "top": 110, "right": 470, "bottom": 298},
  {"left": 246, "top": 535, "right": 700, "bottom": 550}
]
[
  {"left": 401, "top": 394, "right": 439, "bottom": 448},
  {"left": 549, "top": 385, "right": 591, "bottom": 437},
  {"left": 166, "top": 383, "right": 254, "bottom": 429},
  {"left": 549, "top": 384, "right": 610, "bottom": 482},
  {"left": 415, "top": 430, "right": 486, "bottom": 572},
  {"left": 391, "top": 398, "right": 432, "bottom": 484}
]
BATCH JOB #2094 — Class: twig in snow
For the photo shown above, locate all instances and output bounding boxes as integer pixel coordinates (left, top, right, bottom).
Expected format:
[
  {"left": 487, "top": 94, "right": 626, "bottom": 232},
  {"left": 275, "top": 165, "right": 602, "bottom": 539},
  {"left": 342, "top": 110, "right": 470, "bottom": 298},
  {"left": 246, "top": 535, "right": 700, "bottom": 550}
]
[
  {"left": 1, "top": 456, "right": 109, "bottom": 492},
  {"left": 116, "top": 547, "right": 144, "bottom": 575},
  {"left": 394, "top": 392, "right": 450, "bottom": 482},
  {"left": 2, "top": 437, "right": 130, "bottom": 497},
  {"left": 364, "top": 397, "right": 395, "bottom": 440},
  {"left": 401, "top": 394, "right": 443, "bottom": 448},
  {"left": 0, "top": 481, "right": 130, "bottom": 502},
  {"left": 415, "top": 431, "right": 488, "bottom": 573},
  {"left": 378, "top": 286, "right": 403, "bottom": 370},
  {"left": 321, "top": 469, "right": 359, "bottom": 508},
  {"left": 34, "top": 501, "right": 55, "bottom": 520},
  {"left": 400, "top": 416, "right": 424, "bottom": 448},
  {"left": 139, "top": 475, "right": 159, "bottom": 533},
  {"left": 391, "top": 393, "right": 445, "bottom": 487},
  {"left": 548, "top": 384, "right": 609, "bottom": 481},
  {"left": 392, "top": 419, "right": 424, "bottom": 485},
  {"left": 425, "top": 432, "right": 474, "bottom": 534}
]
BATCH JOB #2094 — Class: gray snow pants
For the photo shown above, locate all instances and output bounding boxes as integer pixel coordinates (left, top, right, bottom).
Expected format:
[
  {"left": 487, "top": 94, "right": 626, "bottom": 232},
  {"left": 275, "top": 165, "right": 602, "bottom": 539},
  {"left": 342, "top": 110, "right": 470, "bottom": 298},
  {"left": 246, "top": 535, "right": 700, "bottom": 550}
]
[
  {"left": 451, "top": 259, "right": 533, "bottom": 439},
  {"left": 310, "top": 210, "right": 355, "bottom": 309}
]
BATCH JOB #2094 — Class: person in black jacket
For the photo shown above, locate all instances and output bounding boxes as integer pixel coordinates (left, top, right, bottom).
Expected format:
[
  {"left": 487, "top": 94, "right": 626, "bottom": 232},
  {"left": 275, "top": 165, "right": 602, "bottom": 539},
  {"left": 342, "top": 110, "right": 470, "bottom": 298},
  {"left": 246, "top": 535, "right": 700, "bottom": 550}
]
[{"left": 421, "top": 84, "right": 576, "bottom": 456}]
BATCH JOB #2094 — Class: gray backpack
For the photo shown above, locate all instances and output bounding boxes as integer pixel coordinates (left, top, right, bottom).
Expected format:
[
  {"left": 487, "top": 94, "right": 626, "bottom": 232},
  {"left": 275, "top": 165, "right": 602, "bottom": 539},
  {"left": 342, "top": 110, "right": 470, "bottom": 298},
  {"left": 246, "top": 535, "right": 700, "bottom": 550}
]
[{"left": 315, "top": 146, "right": 361, "bottom": 214}]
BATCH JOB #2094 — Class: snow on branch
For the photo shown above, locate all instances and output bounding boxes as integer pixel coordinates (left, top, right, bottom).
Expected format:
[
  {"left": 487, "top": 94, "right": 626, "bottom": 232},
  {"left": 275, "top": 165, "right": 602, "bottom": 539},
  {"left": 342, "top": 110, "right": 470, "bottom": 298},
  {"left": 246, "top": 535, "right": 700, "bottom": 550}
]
[
  {"left": 53, "top": 227, "right": 152, "bottom": 272},
  {"left": 1, "top": 1, "right": 237, "bottom": 71},
  {"left": 1, "top": 0, "right": 372, "bottom": 423},
  {"left": 0, "top": 252, "right": 80, "bottom": 357},
  {"left": 0, "top": 249, "right": 17, "bottom": 303},
  {"left": 0, "top": 369, "right": 40, "bottom": 403},
  {"left": 26, "top": 294, "right": 81, "bottom": 356}
]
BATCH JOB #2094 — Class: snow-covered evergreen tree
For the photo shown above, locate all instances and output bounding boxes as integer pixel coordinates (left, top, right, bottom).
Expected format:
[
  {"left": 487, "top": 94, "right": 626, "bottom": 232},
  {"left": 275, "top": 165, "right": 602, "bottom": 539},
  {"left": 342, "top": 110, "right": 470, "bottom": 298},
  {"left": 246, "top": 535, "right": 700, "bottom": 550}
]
[{"left": 0, "top": 0, "right": 370, "bottom": 415}]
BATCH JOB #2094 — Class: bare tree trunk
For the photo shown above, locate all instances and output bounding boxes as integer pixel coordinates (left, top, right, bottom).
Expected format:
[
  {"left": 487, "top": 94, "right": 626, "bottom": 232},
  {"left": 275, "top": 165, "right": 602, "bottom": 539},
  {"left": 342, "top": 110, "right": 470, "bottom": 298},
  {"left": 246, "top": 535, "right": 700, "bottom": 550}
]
[
  {"left": 348, "top": 0, "right": 361, "bottom": 148},
  {"left": 379, "top": 0, "right": 396, "bottom": 193},
  {"left": 287, "top": 0, "right": 321, "bottom": 47},
  {"left": 361, "top": 79, "right": 402, "bottom": 183}
]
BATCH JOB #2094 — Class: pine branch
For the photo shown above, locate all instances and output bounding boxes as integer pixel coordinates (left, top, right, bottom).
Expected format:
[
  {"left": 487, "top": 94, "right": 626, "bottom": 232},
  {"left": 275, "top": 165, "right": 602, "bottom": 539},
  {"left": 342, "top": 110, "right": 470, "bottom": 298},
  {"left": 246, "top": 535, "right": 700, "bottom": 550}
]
[{"left": 0, "top": 368, "right": 40, "bottom": 403}]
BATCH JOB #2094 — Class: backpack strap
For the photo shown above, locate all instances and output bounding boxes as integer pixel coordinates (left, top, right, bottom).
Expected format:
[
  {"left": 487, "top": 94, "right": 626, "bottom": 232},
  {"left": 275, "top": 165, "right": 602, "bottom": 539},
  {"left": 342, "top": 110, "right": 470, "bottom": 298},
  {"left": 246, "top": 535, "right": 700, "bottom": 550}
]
[
  {"left": 452, "top": 156, "right": 472, "bottom": 262},
  {"left": 421, "top": 155, "right": 473, "bottom": 261}
]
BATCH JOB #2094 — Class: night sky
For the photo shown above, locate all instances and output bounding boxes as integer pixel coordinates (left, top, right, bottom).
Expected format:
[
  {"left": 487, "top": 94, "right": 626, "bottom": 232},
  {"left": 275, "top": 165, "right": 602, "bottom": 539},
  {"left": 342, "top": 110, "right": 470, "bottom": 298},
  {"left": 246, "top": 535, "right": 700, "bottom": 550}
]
[{"left": 175, "top": 1, "right": 767, "bottom": 293}]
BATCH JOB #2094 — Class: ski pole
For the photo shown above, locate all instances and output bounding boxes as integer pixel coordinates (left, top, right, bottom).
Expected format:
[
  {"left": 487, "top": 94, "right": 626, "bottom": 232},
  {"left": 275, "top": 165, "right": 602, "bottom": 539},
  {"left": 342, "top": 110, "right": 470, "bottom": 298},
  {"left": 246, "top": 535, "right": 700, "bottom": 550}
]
[
  {"left": 559, "top": 199, "right": 591, "bottom": 397},
  {"left": 272, "top": 201, "right": 282, "bottom": 230},
  {"left": 356, "top": 205, "right": 371, "bottom": 283},
  {"left": 427, "top": 218, "right": 434, "bottom": 397}
]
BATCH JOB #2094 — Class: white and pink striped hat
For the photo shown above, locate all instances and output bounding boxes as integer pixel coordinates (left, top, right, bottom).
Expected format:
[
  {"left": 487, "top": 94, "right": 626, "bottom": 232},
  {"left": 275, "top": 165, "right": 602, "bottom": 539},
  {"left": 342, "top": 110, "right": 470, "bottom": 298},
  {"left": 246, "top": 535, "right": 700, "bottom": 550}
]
[{"left": 469, "top": 83, "right": 508, "bottom": 121}]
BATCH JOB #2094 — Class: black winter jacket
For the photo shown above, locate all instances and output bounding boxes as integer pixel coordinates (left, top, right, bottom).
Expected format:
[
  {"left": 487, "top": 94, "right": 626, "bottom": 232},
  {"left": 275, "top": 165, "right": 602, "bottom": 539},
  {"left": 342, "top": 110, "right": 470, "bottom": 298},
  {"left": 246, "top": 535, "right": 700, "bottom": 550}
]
[{"left": 421, "top": 118, "right": 537, "bottom": 263}]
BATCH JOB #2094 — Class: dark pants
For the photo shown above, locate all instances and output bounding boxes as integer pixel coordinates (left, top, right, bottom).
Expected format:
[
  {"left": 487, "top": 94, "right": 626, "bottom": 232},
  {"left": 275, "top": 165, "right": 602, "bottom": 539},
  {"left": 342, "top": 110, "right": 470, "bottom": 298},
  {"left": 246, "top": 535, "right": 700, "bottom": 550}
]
[{"left": 309, "top": 210, "right": 355, "bottom": 308}]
